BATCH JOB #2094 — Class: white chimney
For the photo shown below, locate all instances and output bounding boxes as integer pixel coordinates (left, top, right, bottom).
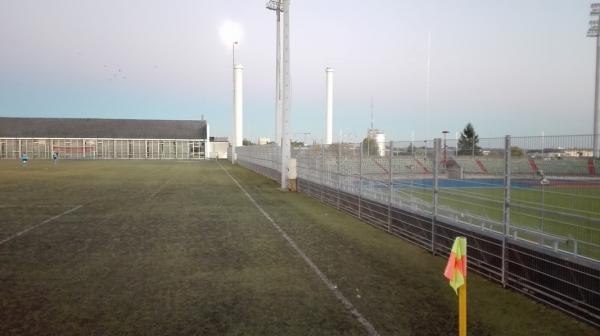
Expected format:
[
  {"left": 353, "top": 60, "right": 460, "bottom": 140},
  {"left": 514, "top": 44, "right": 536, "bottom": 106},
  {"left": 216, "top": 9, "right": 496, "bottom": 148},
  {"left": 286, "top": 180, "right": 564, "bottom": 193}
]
[
  {"left": 231, "top": 64, "right": 243, "bottom": 162},
  {"left": 325, "top": 67, "right": 334, "bottom": 145}
]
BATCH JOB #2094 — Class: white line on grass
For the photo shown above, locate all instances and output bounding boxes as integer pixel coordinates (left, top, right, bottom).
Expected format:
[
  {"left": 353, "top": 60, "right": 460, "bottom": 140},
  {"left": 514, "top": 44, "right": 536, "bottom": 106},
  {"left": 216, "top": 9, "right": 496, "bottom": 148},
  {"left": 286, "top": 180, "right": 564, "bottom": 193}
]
[
  {"left": 0, "top": 205, "right": 83, "bottom": 246},
  {"left": 217, "top": 161, "right": 380, "bottom": 336}
]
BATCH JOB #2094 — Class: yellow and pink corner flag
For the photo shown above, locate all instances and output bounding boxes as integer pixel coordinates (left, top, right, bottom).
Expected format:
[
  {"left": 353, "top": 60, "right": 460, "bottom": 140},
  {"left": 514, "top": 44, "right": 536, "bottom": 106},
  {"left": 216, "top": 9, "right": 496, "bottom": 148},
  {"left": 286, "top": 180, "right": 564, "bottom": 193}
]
[{"left": 444, "top": 237, "right": 467, "bottom": 294}]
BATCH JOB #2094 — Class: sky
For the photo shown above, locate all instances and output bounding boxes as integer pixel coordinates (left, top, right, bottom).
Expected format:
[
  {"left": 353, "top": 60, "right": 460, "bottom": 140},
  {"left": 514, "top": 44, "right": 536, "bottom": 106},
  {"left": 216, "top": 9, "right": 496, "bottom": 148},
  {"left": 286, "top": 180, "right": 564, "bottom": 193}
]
[{"left": 0, "top": 0, "right": 597, "bottom": 143}]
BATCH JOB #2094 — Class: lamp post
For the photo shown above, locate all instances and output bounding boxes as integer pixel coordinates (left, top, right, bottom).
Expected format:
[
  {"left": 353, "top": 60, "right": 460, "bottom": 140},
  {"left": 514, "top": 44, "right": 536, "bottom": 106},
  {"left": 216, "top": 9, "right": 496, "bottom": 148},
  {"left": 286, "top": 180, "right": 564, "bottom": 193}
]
[
  {"left": 219, "top": 21, "right": 243, "bottom": 163},
  {"left": 231, "top": 41, "right": 242, "bottom": 164},
  {"left": 442, "top": 130, "right": 449, "bottom": 164},
  {"left": 588, "top": 3, "right": 600, "bottom": 158},
  {"left": 232, "top": 41, "right": 238, "bottom": 67}
]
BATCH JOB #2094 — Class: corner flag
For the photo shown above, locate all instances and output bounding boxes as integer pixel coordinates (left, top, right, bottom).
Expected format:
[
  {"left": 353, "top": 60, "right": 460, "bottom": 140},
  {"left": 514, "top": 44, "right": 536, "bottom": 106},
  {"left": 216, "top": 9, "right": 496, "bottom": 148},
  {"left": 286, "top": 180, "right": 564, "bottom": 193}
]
[
  {"left": 444, "top": 236, "right": 467, "bottom": 294},
  {"left": 444, "top": 237, "right": 467, "bottom": 336}
]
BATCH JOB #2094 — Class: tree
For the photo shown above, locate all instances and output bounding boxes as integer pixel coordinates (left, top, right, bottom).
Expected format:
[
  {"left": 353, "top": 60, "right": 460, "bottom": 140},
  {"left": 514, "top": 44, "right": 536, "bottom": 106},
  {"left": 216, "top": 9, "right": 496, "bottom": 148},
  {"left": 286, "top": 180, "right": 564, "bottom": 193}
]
[
  {"left": 457, "top": 123, "right": 481, "bottom": 156},
  {"left": 242, "top": 139, "right": 255, "bottom": 146},
  {"left": 511, "top": 146, "right": 524, "bottom": 158},
  {"left": 362, "top": 137, "right": 379, "bottom": 156},
  {"left": 291, "top": 140, "right": 304, "bottom": 148}
]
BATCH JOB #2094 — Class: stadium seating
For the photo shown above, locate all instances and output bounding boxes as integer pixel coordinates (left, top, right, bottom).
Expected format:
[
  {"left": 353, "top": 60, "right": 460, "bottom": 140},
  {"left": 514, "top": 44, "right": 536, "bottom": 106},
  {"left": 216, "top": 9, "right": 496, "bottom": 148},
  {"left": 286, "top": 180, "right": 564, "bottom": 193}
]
[{"left": 533, "top": 158, "right": 594, "bottom": 176}]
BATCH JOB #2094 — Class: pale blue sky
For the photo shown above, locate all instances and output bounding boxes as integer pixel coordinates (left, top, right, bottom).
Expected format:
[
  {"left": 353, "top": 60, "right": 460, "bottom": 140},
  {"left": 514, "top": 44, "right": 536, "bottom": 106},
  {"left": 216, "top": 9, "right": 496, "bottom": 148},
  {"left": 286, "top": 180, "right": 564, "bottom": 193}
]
[{"left": 0, "top": 0, "right": 596, "bottom": 142}]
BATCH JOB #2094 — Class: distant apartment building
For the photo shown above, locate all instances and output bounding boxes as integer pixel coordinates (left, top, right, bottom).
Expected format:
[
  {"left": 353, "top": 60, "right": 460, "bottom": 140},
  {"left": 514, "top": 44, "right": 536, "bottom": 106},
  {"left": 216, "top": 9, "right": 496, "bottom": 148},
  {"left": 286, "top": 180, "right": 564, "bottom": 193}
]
[{"left": 257, "top": 137, "right": 272, "bottom": 145}]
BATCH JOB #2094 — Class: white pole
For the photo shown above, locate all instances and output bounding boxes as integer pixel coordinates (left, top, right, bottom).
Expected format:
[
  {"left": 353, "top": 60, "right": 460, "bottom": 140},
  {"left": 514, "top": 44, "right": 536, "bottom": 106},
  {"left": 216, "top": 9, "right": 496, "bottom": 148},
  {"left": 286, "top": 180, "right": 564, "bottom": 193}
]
[
  {"left": 455, "top": 131, "right": 459, "bottom": 156},
  {"left": 594, "top": 32, "right": 600, "bottom": 158},
  {"left": 206, "top": 123, "right": 211, "bottom": 159},
  {"left": 280, "top": 0, "right": 291, "bottom": 189},
  {"left": 275, "top": 10, "right": 283, "bottom": 145},
  {"left": 233, "top": 64, "right": 244, "bottom": 162},
  {"left": 325, "top": 67, "right": 334, "bottom": 145}
]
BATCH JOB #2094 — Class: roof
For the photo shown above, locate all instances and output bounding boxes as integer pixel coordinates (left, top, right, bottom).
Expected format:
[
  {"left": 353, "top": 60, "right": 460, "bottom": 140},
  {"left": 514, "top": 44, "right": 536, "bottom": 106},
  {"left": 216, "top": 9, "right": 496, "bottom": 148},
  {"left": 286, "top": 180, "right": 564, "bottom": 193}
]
[
  {"left": 0, "top": 117, "right": 207, "bottom": 139},
  {"left": 210, "top": 136, "right": 229, "bottom": 142}
]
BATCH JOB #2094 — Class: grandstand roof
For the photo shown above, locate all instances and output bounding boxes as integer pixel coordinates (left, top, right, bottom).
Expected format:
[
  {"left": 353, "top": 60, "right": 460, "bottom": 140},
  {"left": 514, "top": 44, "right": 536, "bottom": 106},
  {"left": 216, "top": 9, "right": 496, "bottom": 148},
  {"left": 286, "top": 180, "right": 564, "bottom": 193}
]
[{"left": 0, "top": 117, "right": 207, "bottom": 140}]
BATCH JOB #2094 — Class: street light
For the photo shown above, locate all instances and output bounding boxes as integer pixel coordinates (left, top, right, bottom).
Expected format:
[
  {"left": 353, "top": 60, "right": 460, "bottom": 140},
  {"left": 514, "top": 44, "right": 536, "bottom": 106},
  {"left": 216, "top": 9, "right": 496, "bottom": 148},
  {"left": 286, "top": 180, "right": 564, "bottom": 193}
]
[
  {"left": 442, "top": 130, "right": 449, "bottom": 164},
  {"left": 588, "top": 3, "right": 600, "bottom": 158},
  {"left": 232, "top": 41, "right": 238, "bottom": 67},
  {"left": 219, "top": 21, "right": 243, "bottom": 54},
  {"left": 219, "top": 21, "right": 243, "bottom": 163}
]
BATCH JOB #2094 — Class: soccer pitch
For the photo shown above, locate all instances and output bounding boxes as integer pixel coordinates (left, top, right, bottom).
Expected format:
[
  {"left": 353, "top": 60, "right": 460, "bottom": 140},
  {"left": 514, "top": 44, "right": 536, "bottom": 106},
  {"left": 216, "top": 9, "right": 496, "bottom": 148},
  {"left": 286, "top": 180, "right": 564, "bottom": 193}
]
[
  {"left": 0, "top": 160, "right": 597, "bottom": 335},
  {"left": 392, "top": 179, "right": 600, "bottom": 259}
]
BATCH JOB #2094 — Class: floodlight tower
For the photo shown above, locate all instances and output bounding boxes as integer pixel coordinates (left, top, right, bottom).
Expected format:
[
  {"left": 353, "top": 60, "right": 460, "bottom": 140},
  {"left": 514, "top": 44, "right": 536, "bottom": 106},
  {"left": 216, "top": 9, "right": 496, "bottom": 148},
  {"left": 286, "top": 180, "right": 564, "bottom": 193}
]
[
  {"left": 267, "top": 0, "right": 291, "bottom": 189},
  {"left": 267, "top": 0, "right": 284, "bottom": 146},
  {"left": 589, "top": 3, "right": 600, "bottom": 158}
]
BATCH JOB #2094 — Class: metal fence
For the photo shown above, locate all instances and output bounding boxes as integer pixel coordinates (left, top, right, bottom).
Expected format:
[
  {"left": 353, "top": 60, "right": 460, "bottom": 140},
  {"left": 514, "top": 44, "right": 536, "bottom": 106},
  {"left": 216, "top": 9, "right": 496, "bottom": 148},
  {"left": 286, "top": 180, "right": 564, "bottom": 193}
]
[
  {"left": 0, "top": 138, "right": 207, "bottom": 159},
  {"left": 236, "top": 143, "right": 281, "bottom": 181},
  {"left": 236, "top": 134, "right": 600, "bottom": 327}
]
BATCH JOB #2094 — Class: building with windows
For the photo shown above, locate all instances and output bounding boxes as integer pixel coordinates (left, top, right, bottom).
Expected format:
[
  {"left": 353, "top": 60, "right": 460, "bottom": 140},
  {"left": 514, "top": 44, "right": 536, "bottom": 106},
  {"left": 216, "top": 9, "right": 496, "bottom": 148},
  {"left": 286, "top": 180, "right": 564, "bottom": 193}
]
[{"left": 0, "top": 117, "right": 210, "bottom": 160}]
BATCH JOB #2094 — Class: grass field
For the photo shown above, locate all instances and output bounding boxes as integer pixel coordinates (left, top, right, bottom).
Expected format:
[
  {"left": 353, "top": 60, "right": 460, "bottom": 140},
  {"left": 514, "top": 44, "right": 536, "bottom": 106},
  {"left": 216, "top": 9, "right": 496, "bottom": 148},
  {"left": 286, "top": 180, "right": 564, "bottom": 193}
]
[
  {"left": 0, "top": 160, "right": 598, "bottom": 335},
  {"left": 391, "top": 180, "right": 600, "bottom": 259}
]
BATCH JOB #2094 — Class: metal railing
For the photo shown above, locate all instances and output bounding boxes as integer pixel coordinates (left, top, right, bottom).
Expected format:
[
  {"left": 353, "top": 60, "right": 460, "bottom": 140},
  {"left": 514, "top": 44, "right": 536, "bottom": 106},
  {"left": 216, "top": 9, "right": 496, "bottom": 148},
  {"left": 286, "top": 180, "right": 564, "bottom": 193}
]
[{"left": 236, "top": 134, "right": 600, "bottom": 326}]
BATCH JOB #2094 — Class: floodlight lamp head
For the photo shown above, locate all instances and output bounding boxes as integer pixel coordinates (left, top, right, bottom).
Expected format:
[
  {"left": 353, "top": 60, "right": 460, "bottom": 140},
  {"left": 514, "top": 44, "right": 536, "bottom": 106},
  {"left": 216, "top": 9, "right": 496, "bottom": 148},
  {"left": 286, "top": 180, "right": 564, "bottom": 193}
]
[
  {"left": 219, "top": 21, "right": 243, "bottom": 46},
  {"left": 266, "top": 0, "right": 284, "bottom": 11}
]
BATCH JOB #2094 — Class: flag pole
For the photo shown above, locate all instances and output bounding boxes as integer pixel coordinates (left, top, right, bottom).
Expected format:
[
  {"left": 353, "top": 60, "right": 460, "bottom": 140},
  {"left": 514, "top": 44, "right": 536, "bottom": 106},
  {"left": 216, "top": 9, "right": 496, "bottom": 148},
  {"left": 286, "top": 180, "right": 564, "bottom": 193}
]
[
  {"left": 443, "top": 236, "right": 467, "bottom": 336},
  {"left": 459, "top": 277, "right": 467, "bottom": 336}
]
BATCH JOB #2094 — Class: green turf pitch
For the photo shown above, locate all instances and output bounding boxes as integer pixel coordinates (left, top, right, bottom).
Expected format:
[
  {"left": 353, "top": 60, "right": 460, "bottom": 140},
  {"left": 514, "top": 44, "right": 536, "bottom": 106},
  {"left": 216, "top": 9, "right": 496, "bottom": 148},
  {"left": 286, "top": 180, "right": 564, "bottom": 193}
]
[
  {"left": 399, "top": 183, "right": 600, "bottom": 259},
  {"left": 0, "top": 160, "right": 597, "bottom": 335}
]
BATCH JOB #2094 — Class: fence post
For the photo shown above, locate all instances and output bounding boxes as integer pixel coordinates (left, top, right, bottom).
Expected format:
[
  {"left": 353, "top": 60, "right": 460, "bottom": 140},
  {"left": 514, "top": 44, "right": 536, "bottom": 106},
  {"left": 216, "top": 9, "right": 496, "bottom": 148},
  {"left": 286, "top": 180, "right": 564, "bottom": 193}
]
[
  {"left": 337, "top": 142, "right": 342, "bottom": 209},
  {"left": 388, "top": 141, "right": 393, "bottom": 232},
  {"left": 502, "top": 135, "right": 512, "bottom": 288},
  {"left": 359, "top": 142, "right": 363, "bottom": 219},
  {"left": 321, "top": 144, "right": 325, "bottom": 202},
  {"left": 432, "top": 138, "right": 441, "bottom": 255}
]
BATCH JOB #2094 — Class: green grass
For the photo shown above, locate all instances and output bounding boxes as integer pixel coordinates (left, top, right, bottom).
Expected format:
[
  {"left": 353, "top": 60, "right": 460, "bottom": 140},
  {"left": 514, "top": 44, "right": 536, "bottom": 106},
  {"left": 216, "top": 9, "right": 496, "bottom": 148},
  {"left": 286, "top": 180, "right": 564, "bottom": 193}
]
[
  {"left": 0, "top": 160, "right": 598, "bottom": 335},
  {"left": 397, "top": 183, "right": 600, "bottom": 259}
]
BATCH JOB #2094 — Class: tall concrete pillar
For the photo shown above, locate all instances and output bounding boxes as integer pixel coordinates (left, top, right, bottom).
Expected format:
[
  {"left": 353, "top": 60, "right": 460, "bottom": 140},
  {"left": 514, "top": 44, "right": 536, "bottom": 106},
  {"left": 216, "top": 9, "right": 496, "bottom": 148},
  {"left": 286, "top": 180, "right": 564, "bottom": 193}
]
[
  {"left": 232, "top": 64, "right": 243, "bottom": 162},
  {"left": 325, "top": 67, "right": 334, "bottom": 145}
]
